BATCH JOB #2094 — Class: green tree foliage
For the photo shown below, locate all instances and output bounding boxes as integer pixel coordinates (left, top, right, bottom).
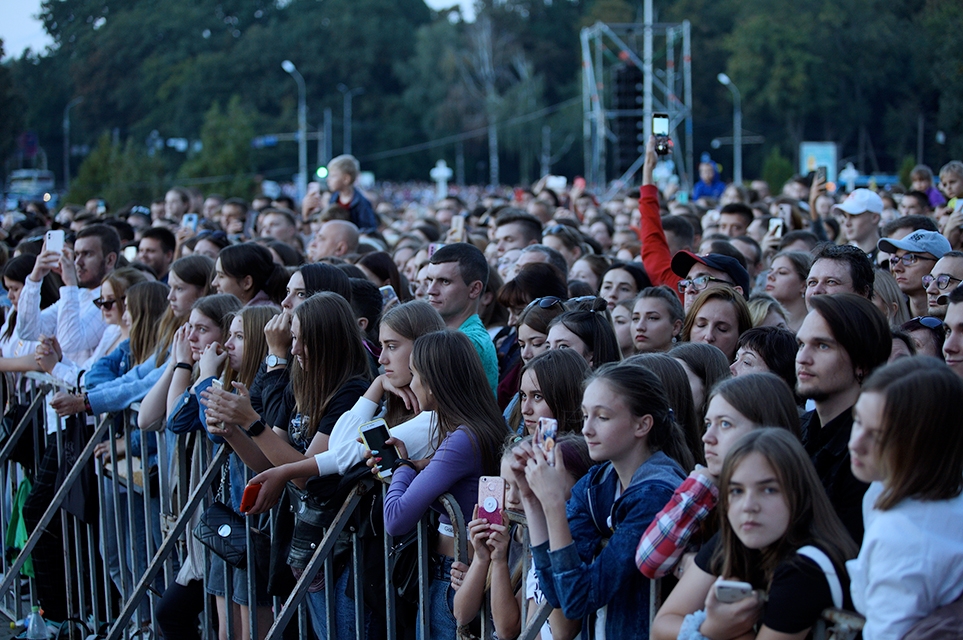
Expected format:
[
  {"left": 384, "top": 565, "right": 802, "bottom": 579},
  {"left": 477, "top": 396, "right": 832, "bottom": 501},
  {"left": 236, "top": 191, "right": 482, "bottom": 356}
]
[
  {"left": 67, "top": 133, "right": 164, "bottom": 206},
  {"left": 761, "top": 147, "right": 794, "bottom": 193},
  {"left": 0, "top": 40, "right": 26, "bottom": 169},
  {"left": 179, "top": 96, "right": 255, "bottom": 198}
]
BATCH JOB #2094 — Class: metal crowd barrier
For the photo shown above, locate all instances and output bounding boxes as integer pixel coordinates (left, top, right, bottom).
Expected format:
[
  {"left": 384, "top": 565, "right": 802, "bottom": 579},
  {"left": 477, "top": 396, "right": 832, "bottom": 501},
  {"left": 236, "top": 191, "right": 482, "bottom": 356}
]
[{"left": 0, "top": 373, "right": 869, "bottom": 640}]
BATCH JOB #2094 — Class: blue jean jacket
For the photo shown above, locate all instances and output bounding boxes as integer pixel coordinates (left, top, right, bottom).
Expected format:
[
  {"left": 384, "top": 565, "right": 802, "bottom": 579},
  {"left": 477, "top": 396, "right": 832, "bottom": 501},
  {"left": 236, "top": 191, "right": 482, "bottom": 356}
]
[{"left": 532, "top": 451, "right": 685, "bottom": 640}]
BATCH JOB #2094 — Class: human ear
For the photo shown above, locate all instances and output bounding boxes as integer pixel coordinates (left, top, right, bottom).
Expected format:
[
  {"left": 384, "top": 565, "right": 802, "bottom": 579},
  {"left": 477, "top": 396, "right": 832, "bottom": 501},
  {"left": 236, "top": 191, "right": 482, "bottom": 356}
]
[{"left": 635, "top": 414, "right": 654, "bottom": 440}]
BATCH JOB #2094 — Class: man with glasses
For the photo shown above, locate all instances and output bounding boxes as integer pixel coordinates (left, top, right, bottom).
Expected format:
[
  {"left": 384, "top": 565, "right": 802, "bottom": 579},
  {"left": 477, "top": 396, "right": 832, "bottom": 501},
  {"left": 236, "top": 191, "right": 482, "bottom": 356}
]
[
  {"left": 923, "top": 250, "right": 963, "bottom": 318},
  {"left": 878, "top": 229, "right": 951, "bottom": 317},
  {"left": 670, "top": 250, "right": 751, "bottom": 311}
]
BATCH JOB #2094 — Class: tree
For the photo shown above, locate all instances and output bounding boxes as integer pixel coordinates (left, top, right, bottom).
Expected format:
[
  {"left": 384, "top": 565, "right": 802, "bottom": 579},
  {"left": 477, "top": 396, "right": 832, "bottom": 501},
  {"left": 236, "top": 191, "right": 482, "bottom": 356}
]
[
  {"left": 179, "top": 96, "right": 256, "bottom": 198},
  {"left": 0, "top": 40, "right": 26, "bottom": 170},
  {"left": 67, "top": 133, "right": 164, "bottom": 206}
]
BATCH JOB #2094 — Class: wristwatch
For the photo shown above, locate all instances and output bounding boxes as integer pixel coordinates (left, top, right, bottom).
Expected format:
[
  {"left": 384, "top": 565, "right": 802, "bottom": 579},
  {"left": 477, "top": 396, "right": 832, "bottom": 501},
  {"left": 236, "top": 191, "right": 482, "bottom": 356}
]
[{"left": 265, "top": 354, "right": 288, "bottom": 367}]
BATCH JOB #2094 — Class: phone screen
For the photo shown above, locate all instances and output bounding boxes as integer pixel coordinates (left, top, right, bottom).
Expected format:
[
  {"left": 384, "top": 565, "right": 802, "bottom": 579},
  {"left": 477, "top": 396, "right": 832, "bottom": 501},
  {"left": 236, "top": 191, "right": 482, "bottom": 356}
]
[
  {"left": 652, "top": 115, "right": 669, "bottom": 137},
  {"left": 361, "top": 420, "right": 400, "bottom": 475}
]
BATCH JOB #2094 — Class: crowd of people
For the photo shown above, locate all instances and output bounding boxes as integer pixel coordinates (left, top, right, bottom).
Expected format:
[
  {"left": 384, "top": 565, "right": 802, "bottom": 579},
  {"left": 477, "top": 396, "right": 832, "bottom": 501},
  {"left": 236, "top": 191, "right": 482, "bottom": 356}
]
[{"left": 2, "top": 145, "right": 963, "bottom": 640}]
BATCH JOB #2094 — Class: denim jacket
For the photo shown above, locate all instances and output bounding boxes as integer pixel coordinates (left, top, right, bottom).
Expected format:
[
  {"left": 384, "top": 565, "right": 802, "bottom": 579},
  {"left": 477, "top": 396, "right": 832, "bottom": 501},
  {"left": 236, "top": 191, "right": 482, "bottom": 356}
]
[
  {"left": 86, "top": 352, "right": 166, "bottom": 415},
  {"left": 532, "top": 451, "right": 685, "bottom": 640}
]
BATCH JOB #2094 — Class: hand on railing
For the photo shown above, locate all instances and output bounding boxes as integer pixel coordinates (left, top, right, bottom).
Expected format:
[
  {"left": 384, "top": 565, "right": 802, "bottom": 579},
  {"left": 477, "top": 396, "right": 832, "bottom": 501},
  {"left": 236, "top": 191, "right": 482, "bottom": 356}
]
[
  {"left": 35, "top": 335, "right": 62, "bottom": 373},
  {"left": 450, "top": 560, "right": 469, "bottom": 591},
  {"left": 50, "top": 390, "right": 86, "bottom": 416},
  {"left": 94, "top": 436, "right": 126, "bottom": 464}
]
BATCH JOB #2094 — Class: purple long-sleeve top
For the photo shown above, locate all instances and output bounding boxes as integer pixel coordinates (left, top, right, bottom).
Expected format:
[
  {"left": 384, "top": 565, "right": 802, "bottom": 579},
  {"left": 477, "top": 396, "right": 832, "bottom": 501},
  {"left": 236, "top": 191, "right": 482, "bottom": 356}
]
[{"left": 384, "top": 427, "right": 482, "bottom": 537}]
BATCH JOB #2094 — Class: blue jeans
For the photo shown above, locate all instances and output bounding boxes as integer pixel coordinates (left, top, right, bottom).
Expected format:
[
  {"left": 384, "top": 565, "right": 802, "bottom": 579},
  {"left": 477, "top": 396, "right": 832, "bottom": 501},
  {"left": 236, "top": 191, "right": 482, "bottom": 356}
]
[
  {"left": 417, "top": 555, "right": 457, "bottom": 640},
  {"left": 306, "top": 570, "right": 370, "bottom": 639}
]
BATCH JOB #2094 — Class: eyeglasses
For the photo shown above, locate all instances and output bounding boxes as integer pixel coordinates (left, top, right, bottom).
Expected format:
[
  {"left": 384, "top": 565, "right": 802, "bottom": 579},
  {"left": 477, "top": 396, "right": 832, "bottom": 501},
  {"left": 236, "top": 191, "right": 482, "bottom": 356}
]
[
  {"left": 93, "top": 296, "right": 125, "bottom": 311},
  {"left": 890, "top": 253, "right": 936, "bottom": 267},
  {"left": 908, "top": 315, "right": 944, "bottom": 330},
  {"left": 677, "top": 275, "right": 731, "bottom": 294},
  {"left": 521, "top": 296, "right": 564, "bottom": 315},
  {"left": 922, "top": 274, "right": 962, "bottom": 290}
]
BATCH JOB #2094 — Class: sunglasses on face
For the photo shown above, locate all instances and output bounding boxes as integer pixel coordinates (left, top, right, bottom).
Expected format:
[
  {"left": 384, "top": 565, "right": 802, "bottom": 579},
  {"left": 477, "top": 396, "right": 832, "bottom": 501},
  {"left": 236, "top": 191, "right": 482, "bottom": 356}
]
[{"left": 93, "top": 296, "right": 124, "bottom": 311}]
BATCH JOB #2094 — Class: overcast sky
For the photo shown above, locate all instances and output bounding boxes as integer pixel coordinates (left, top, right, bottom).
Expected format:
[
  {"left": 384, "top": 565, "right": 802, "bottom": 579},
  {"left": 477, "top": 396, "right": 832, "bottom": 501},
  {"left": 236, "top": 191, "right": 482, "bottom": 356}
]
[{"left": 0, "top": 0, "right": 474, "bottom": 60}]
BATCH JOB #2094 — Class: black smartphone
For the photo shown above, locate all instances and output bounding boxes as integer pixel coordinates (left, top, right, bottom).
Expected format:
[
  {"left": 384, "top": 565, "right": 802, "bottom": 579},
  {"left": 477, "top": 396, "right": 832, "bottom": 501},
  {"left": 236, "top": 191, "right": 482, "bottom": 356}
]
[
  {"left": 653, "top": 113, "right": 670, "bottom": 156},
  {"left": 359, "top": 419, "right": 401, "bottom": 479},
  {"left": 816, "top": 166, "right": 827, "bottom": 184}
]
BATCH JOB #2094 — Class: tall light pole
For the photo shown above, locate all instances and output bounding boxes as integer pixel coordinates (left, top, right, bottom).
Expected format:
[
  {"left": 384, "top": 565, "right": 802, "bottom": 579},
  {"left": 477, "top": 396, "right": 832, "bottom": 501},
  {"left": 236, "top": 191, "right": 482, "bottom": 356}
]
[
  {"left": 63, "top": 97, "right": 83, "bottom": 192},
  {"left": 282, "top": 60, "right": 307, "bottom": 198},
  {"left": 337, "top": 84, "right": 364, "bottom": 156},
  {"left": 717, "top": 73, "right": 742, "bottom": 185}
]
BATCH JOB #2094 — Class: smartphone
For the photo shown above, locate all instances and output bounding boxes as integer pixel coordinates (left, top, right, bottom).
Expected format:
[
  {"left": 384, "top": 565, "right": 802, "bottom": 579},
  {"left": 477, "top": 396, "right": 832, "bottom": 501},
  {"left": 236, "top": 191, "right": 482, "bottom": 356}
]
[
  {"left": 96, "top": 199, "right": 107, "bottom": 215},
  {"left": 545, "top": 175, "right": 568, "bottom": 192},
  {"left": 427, "top": 243, "right": 445, "bottom": 259},
  {"left": 182, "top": 213, "right": 199, "bottom": 232},
  {"left": 449, "top": 215, "right": 465, "bottom": 242},
  {"left": 359, "top": 419, "right": 401, "bottom": 479},
  {"left": 45, "top": 229, "right": 65, "bottom": 254},
  {"left": 535, "top": 417, "right": 558, "bottom": 466},
  {"left": 379, "top": 285, "right": 399, "bottom": 307},
  {"left": 123, "top": 245, "right": 138, "bottom": 262},
  {"left": 239, "top": 483, "right": 261, "bottom": 513},
  {"left": 768, "top": 217, "right": 784, "bottom": 239},
  {"left": 477, "top": 476, "right": 506, "bottom": 526},
  {"left": 653, "top": 112, "right": 671, "bottom": 156},
  {"left": 715, "top": 580, "right": 755, "bottom": 603},
  {"left": 816, "top": 166, "right": 827, "bottom": 184}
]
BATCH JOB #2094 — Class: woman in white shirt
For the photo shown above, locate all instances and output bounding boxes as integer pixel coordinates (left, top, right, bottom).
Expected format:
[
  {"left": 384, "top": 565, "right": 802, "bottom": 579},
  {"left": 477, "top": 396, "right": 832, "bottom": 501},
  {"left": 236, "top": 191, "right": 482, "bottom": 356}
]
[{"left": 847, "top": 356, "right": 963, "bottom": 640}]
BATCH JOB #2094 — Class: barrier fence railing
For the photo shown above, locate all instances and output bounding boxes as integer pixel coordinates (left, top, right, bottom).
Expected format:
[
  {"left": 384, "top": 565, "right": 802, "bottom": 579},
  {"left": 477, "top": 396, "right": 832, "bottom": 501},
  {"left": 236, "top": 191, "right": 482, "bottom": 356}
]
[{"left": 0, "top": 373, "right": 867, "bottom": 639}]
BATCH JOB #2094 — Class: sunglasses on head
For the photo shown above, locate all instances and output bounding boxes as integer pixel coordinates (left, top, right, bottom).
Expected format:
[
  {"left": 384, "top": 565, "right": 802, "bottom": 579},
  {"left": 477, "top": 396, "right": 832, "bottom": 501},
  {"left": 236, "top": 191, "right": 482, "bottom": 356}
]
[{"left": 907, "top": 315, "right": 944, "bottom": 330}]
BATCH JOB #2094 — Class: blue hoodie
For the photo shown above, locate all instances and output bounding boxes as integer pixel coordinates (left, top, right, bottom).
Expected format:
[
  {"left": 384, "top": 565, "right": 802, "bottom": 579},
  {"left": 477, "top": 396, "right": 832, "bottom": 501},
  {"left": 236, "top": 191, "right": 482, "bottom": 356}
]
[{"left": 532, "top": 451, "right": 685, "bottom": 640}]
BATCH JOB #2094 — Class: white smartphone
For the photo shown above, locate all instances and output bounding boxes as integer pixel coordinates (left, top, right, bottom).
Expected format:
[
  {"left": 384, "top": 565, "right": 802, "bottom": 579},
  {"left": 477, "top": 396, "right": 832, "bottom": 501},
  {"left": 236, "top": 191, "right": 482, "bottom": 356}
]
[
  {"left": 715, "top": 579, "right": 755, "bottom": 603},
  {"left": 45, "top": 229, "right": 65, "bottom": 254},
  {"left": 768, "top": 217, "right": 784, "bottom": 239},
  {"left": 450, "top": 215, "right": 465, "bottom": 242}
]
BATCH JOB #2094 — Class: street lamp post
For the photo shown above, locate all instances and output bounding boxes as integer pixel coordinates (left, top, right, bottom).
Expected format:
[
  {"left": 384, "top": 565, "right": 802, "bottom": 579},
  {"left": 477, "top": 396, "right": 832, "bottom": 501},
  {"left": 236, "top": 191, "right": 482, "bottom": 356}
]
[
  {"left": 282, "top": 60, "right": 308, "bottom": 198},
  {"left": 337, "top": 84, "right": 364, "bottom": 156},
  {"left": 63, "top": 97, "right": 83, "bottom": 192},
  {"left": 717, "top": 73, "right": 742, "bottom": 185}
]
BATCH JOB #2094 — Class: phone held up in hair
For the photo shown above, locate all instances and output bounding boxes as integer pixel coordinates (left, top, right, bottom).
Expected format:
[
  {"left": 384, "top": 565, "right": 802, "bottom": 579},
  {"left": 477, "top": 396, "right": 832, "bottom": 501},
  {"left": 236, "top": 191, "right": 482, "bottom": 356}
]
[
  {"left": 449, "top": 214, "right": 466, "bottom": 242},
  {"left": 359, "top": 419, "right": 401, "bottom": 479},
  {"left": 535, "top": 417, "right": 558, "bottom": 466},
  {"left": 715, "top": 579, "right": 756, "bottom": 603},
  {"left": 653, "top": 112, "right": 671, "bottom": 156},
  {"left": 45, "top": 229, "right": 65, "bottom": 255},
  {"left": 379, "top": 285, "right": 399, "bottom": 307},
  {"left": 182, "top": 213, "right": 199, "bottom": 232},
  {"left": 477, "top": 476, "right": 506, "bottom": 526}
]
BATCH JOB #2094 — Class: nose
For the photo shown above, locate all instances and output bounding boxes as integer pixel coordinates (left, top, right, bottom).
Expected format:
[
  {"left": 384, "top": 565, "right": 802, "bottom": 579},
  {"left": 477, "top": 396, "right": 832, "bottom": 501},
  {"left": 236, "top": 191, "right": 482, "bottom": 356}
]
[
  {"left": 702, "top": 424, "right": 717, "bottom": 445},
  {"left": 378, "top": 349, "right": 389, "bottom": 366},
  {"left": 926, "top": 280, "right": 939, "bottom": 295},
  {"left": 729, "top": 362, "right": 738, "bottom": 376},
  {"left": 703, "top": 329, "right": 716, "bottom": 344},
  {"left": 521, "top": 396, "right": 533, "bottom": 415},
  {"left": 521, "top": 344, "right": 533, "bottom": 361}
]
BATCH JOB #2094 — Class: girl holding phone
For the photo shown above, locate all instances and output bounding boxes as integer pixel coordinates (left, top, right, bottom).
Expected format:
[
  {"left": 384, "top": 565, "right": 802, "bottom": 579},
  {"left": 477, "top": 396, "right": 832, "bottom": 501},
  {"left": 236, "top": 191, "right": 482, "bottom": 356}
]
[
  {"left": 376, "top": 330, "right": 508, "bottom": 639},
  {"left": 653, "top": 429, "right": 856, "bottom": 640},
  {"left": 513, "top": 362, "right": 690, "bottom": 640}
]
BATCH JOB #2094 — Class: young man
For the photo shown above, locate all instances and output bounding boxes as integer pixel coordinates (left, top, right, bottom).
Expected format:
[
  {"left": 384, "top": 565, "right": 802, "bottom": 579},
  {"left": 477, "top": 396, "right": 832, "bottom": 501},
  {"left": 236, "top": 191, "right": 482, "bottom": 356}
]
[
  {"left": 717, "top": 203, "right": 754, "bottom": 238},
  {"left": 925, "top": 251, "right": 963, "bottom": 318},
  {"left": 833, "top": 188, "right": 883, "bottom": 259},
  {"left": 425, "top": 243, "right": 498, "bottom": 395},
  {"left": 136, "top": 227, "right": 176, "bottom": 282},
  {"left": 796, "top": 293, "right": 891, "bottom": 543},
  {"left": 493, "top": 209, "right": 542, "bottom": 257},
  {"left": 258, "top": 207, "right": 301, "bottom": 245},
  {"left": 942, "top": 286, "right": 963, "bottom": 379},
  {"left": 805, "top": 244, "right": 875, "bottom": 306},
  {"left": 326, "top": 154, "right": 378, "bottom": 233},
  {"left": 670, "top": 250, "right": 751, "bottom": 311},
  {"left": 878, "top": 229, "right": 951, "bottom": 317},
  {"left": 18, "top": 224, "right": 120, "bottom": 623}
]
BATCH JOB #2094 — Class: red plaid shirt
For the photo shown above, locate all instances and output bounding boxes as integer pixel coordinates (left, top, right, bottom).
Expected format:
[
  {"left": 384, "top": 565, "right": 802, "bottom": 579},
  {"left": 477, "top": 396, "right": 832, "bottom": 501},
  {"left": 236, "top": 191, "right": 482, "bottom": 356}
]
[{"left": 635, "top": 474, "right": 718, "bottom": 578}]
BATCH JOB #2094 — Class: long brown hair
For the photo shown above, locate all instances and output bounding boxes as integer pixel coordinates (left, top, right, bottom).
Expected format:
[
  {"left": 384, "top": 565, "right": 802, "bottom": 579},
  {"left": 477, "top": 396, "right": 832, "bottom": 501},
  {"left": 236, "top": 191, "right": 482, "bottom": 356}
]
[
  {"left": 379, "top": 301, "right": 446, "bottom": 426},
  {"left": 155, "top": 255, "right": 215, "bottom": 361},
  {"left": 292, "top": 292, "right": 369, "bottom": 440},
  {"left": 707, "top": 373, "right": 801, "bottom": 439},
  {"left": 512, "top": 349, "right": 591, "bottom": 434},
  {"left": 411, "top": 331, "right": 507, "bottom": 476},
  {"left": 862, "top": 357, "right": 963, "bottom": 510},
  {"left": 126, "top": 281, "right": 170, "bottom": 364},
  {"left": 231, "top": 305, "right": 280, "bottom": 389},
  {"left": 714, "top": 429, "right": 857, "bottom": 588}
]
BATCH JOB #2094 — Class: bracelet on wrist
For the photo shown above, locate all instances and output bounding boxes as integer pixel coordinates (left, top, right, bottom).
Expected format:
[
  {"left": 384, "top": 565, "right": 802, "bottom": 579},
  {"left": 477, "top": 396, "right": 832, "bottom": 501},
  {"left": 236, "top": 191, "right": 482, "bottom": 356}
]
[
  {"left": 174, "top": 362, "right": 193, "bottom": 373},
  {"left": 83, "top": 392, "right": 93, "bottom": 415},
  {"left": 391, "top": 458, "right": 417, "bottom": 473}
]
